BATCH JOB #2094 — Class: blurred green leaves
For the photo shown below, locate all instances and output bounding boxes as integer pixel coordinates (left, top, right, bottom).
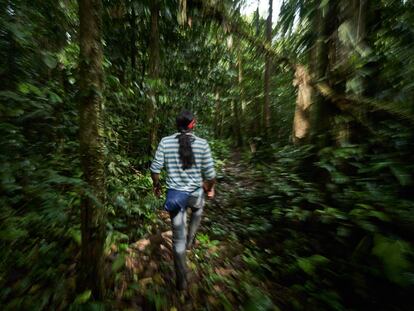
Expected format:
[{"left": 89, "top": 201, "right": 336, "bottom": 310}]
[
  {"left": 73, "top": 290, "right": 91, "bottom": 304},
  {"left": 297, "top": 255, "right": 330, "bottom": 276},
  {"left": 372, "top": 235, "right": 412, "bottom": 286},
  {"left": 42, "top": 52, "right": 58, "bottom": 69}
]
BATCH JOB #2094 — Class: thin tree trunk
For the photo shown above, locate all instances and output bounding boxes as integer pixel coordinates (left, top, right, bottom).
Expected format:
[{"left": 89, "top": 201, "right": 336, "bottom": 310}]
[
  {"left": 232, "top": 100, "right": 243, "bottom": 147},
  {"left": 178, "top": 0, "right": 187, "bottom": 25},
  {"left": 263, "top": 0, "right": 272, "bottom": 137},
  {"left": 235, "top": 50, "right": 244, "bottom": 147},
  {"left": 292, "top": 64, "right": 312, "bottom": 144},
  {"left": 77, "top": 0, "right": 106, "bottom": 299},
  {"left": 129, "top": 0, "right": 137, "bottom": 78},
  {"left": 4, "top": 1, "right": 17, "bottom": 90},
  {"left": 214, "top": 90, "right": 221, "bottom": 138},
  {"left": 356, "top": 0, "right": 368, "bottom": 43},
  {"left": 251, "top": 1, "right": 260, "bottom": 139},
  {"left": 254, "top": 1, "right": 260, "bottom": 36},
  {"left": 148, "top": 0, "right": 160, "bottom": 155}
]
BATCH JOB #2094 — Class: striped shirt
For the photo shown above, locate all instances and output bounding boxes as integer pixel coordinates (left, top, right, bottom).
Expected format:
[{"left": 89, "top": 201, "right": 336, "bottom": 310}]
[{"left": 150, "top": 133, "right": 216, "bottom": 196}]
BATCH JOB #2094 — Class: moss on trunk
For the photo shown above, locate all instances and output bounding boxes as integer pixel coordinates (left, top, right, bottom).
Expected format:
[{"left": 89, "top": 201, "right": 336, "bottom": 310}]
[{"left": 77, "top": 0, "right": 106, "bottom": 300}]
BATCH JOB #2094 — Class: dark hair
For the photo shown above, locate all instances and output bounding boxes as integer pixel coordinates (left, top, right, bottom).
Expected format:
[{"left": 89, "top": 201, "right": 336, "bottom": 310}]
[{"left": 176, "top": 110, "right": 195, "bottom": 170}]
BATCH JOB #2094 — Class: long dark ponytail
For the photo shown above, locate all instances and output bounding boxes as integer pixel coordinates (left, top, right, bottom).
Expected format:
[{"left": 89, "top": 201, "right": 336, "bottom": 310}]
[{"left": 176, "top": 110, "right": 195, "bottom": 170}]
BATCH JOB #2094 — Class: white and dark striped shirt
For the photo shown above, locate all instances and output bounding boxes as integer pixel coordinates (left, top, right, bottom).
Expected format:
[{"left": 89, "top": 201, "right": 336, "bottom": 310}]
[{"left": 150, "top": 133, "right": 216, "bottom": 196}]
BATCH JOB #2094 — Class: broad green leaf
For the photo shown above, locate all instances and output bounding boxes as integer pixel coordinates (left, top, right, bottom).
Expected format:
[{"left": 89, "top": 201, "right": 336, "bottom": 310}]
[
  {"left": 74, "top": 290, "right": 92, "bottom": 304},
  {"left": 49, "top": 91, "right": 63, "bottom": 104},
  {"left": 372, "top": 235, "right": 412, "bottom": 285},
  {"left": 0, "top": 228, "right": 28, "bottom": 240},
  {"left": 297, "top": 254, "right": 330, "bottom": 275},
  {"left": 390, "top": 165, "right": 412, "bottom": 186},
  {"left": 112, "top": 254, "right": 125, "bottom": 272},
  {"left": 68, "top": 228, "right": 81, "bottom": 246},
  {"left": 319, "top": 0, "right": 330, "bottom": 8},
  {"left": 43, "top": 54, "right": 58, "bottom": 69}
]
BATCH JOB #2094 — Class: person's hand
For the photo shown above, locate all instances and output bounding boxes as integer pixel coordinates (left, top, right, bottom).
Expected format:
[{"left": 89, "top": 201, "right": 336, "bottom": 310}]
[
  {"left": 205, "top": 187, "right": 215, "bottom": 200},
  {"left": 153, "top": 183, "right": 162, "bottom": 198},
  {"left": 203, "top": 180, "right": 216, "bottom": 200}
]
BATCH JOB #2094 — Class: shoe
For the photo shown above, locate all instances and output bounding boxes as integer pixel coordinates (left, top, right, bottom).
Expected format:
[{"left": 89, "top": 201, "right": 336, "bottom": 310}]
[
  {"left": 186, "top": 240, "right": 194, "bottom": 250},
  {"left": 174, "top": 252, "right": 188, "bottom": 291},
  {"left": 176, "top": 276, "right": 188, "bottom": 291}
]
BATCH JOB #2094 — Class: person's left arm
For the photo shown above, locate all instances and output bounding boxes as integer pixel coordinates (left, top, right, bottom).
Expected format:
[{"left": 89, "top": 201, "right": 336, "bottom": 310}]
[
  {"left": 201, "top": 141, "right": 216, "bottom": 199},
  {"left": 151, "top": 172, "right": 162, "bottom": 197}
]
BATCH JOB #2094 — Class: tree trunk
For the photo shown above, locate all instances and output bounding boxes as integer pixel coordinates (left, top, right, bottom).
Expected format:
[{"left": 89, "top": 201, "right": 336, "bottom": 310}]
[
  {"left": 77, "top": 0, "right": 106, "bottom": 300},
  {"left": 235, "top": 50, "right": 244, "bottom": 147},
  {"left": 148, "top": 0, "right": 160, "bottom": 155},
  {"left": 309, "top": 1, "right": 336, "bottom": 147},
  {"left": 355, "top": 0, "right": 368, "bottom": 43},
  {"left": 178, "top": 0, "right": 187, "bottom": 25},
  {"left": 292, "top": 64, "right": 312, "bottom": 144},
  {"left": 129, "top": 0, "right": 137, "bottom": 78},
  {"left": 232, "top": 100, "right": 243, "bottom": 147},
  {"left": 214, "top": 90, "right": 221, "bottom": 138},
  {"left": 263, "top": 0, "right": 272, "bottom": 137},
  {"left": 334, "top": 0, "right": 369, "bottom": 145},
  {"left": 254, "top": 1, "right": 260, "bottom": 35},
  {"left": 4, "top": 1, "right": 17, "bottom": 90}
]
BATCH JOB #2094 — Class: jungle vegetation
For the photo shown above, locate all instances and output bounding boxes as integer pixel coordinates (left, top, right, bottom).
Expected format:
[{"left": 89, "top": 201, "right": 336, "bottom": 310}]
[{"left": 1, "top": 0, "right": 413, "bottom": 310}]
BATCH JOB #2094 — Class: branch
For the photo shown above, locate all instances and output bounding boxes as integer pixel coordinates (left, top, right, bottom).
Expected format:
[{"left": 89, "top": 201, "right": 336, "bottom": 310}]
[
  {"left": 188, "top": 0, "right": 414, "bottom": 124},
  {"left": 314, "top": 81, "right": 414, "bottom": 123}
]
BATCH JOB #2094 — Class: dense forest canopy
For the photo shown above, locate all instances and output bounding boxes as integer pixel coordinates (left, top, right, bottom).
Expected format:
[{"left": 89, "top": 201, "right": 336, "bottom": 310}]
[{"left": 1, "top": 0, "right": 413, "bottom": 310}]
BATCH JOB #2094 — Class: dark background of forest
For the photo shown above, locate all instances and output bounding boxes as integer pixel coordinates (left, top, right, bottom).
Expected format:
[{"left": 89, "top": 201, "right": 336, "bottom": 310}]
[{"left": 1, "top": 0, "right": 413, "bottom": 310}]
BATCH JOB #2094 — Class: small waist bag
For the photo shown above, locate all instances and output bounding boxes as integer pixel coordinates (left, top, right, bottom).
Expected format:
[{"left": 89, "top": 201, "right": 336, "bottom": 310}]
[{"left": 164, "top": 189, "right": 190, "bottom": 213}]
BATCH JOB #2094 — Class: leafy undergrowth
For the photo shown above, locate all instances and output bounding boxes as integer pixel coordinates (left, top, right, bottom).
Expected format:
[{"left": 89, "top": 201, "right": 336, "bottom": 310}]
[
  {"left": 3, "top": 144, "right": 412, "bottom": 310},
  {"left": 108, "top": 146, "right": 413, "bottom": 311},
  {"left": 242, "top": 143, "right": 414, "bottom": 311},
  {"left": 109, "top": 226, "right": 283, "bottom": 311},
  {"left": 107, "top": 156, "right": 292, "bottom": 311}
]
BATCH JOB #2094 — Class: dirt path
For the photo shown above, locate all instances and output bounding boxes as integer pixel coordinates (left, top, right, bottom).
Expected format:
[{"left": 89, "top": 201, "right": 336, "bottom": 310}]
[{"left": 111, "top": 154, "right": 287, "bottom": 310}]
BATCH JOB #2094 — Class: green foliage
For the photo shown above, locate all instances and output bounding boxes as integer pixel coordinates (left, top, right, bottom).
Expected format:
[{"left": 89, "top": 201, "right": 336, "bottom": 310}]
[
  {"left": 372, "top": 234, "right": 412, "bottom": 286},
  {"left": 297, "top": 255, "right": 330, "bottom": 276},
  {"left": 242, "top": 283, "right": 278, "bottom": 311},
  {"left": 73, "top": 290, "right": 92, "bottom": 305},
  {"left": 1, "top": 0, "right": 414, "bottom": 310},
  {"left": 241, "top": 128, "right": 414, "bottom": 309}
]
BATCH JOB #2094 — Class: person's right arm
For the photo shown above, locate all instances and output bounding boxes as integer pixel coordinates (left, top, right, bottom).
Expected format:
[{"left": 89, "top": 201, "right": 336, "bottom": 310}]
[
  {"left": 203, "top": 179, "right": 216, "bottom": 199},
  {"left": 150, "top": 139, "right": 164, "bottom": 197}
]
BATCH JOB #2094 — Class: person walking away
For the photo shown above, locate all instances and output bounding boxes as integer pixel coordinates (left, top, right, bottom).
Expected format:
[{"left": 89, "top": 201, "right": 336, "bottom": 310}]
[{"left": 150, "top": 110, "right": 216, "bottom": 290}]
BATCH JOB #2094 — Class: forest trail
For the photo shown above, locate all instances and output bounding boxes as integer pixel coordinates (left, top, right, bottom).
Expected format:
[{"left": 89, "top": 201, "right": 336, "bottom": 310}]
[
  {"left": 112, "top": 153, "right": 289, "bottom": 310},
  {"left": 3, "top": 1, "right": 413, "bottom": 310}
]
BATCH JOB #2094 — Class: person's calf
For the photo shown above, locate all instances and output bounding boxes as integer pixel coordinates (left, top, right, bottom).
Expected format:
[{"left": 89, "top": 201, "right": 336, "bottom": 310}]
[{"left": 186, "top": 237, "right": 194, "bottom": 250}]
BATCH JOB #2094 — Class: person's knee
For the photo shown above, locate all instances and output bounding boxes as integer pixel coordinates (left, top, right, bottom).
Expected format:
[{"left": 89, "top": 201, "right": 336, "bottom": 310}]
[
  {"left": 193, "top": 207, "right": 203, "bottom": 216},
  {"left": 174, "top": 241, "right": 186, "bottom": 254}
]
